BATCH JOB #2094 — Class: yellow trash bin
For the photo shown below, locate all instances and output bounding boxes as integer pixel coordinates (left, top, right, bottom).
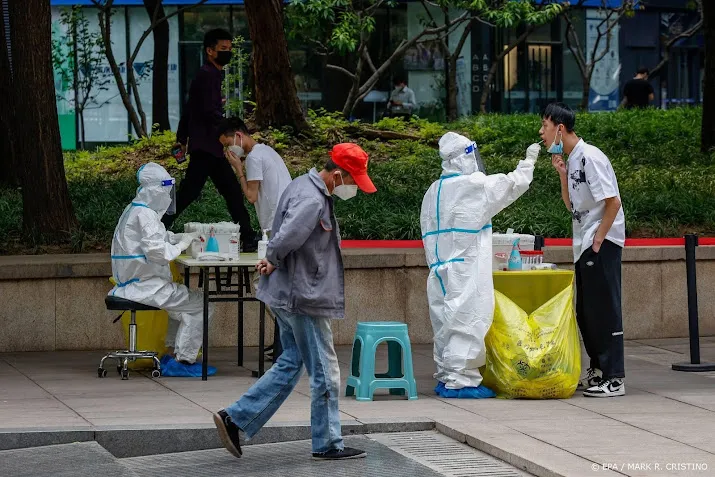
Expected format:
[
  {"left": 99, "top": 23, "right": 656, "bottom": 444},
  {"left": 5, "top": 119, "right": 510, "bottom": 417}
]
[
  {"left": 109, "top": 262, "right": 183, "bottom": 369},
  {"left": 481, "top": 270, "right": 581, "bottom": 399}
]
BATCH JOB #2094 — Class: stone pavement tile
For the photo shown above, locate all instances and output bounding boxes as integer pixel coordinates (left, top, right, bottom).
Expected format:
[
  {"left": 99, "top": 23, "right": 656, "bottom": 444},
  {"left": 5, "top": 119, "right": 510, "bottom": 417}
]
[
  {"left": 338, "top": 396, "right": 464, "bottom": 420},
  {"left": 436, "top": 420, "right": 622, "bottom": 477},
  {"left": 0, "top": 396, "right": 90, "bottom": 429},
  {"left": 0, "top": 376, "right": 52, "bottom": 400},
  {"left": 586, "top": 453, "right": 715, "bottom": 477},
  {"left": 564, "top": 391, "right": 704, "bottom": 415},
  {"left": 526, "top": 425, "right": 689, "bottom": 453}
]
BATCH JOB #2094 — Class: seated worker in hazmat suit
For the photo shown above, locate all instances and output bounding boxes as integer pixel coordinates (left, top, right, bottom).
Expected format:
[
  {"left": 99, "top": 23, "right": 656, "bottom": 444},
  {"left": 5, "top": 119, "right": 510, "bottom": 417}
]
[
  {"left": 109, "top": 162, "right": 216, "bottom": 377},
  {"left": 420, "top": 133, "right": 540, "bottom": 398}
]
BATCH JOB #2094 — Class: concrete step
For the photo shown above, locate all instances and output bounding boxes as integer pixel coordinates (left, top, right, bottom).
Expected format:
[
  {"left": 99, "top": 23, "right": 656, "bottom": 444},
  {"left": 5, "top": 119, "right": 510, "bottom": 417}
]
[{"left": 0, "top": 441, "right": 139, "bottom": 477}]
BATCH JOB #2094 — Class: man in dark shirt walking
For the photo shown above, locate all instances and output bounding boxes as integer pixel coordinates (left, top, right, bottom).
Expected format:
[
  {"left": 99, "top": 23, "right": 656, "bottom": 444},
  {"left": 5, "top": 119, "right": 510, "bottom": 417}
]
[
  {"left": 622, "top": 67, "right": 654, "bottom": 109},
  {"left": 163, "top": 29, "right": 256, "bottom": 250}
]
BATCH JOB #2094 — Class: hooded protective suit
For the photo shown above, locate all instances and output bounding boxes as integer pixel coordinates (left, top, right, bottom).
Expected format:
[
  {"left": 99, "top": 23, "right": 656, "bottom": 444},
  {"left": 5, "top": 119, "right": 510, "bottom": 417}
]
[
  {"left": 420, "top": 133, "right": 540, "bottom": 394},
  {"left": 110, "top": 163, "right": 210, "bottom": 366}
]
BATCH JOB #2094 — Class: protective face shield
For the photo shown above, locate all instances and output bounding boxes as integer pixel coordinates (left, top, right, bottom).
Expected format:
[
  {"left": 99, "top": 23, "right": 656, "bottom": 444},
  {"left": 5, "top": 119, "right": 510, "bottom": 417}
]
[
  {"left": 332, "top": 173, "right": 358, "bottom": 201},
  {"left": 156, "top": 178, "right": 177, "bottom": 215},
  {"left": 547, "top": 127, "right": 564, "bottom": 154},
  {"left": 439, "top": 132, "right": 486, "bottom": 175},
  {"left": 228, "top": 133, "right": 244, "bottom": 159},
  {"left": 465, "top": 142, "right": 486, "bottom": 174}
]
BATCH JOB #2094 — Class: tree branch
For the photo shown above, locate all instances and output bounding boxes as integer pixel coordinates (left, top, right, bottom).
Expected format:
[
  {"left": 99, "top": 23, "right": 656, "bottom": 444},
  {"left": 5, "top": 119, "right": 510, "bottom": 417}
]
[
  {"left": 650, "top": 15, "right": 703, "bottom": 78},
  {"left": 563, "top": 13, "right": 588, "bottom": 79},
  {"left": 326, "top": 64, "right": 357, "bottom": 81},
  {"left": 129, "top": 0, "right": 209, "bottom": 66}
]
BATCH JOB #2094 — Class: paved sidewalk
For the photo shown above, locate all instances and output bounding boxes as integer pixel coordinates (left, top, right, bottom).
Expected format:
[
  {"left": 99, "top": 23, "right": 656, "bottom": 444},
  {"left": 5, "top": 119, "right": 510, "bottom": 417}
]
[{"left": 2, "top": 338, "right": 715, "bottom": 476}]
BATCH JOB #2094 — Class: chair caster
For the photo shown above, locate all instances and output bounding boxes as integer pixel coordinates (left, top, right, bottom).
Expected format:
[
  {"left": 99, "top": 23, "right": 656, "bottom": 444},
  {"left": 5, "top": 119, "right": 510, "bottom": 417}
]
[
  {"left": 121, "top": 368, "right": 129, "bottom": 380},
  {"left": 98, "top": 367, "right": 107, "bottom": 378},
  {"left": 151, "top": 369, "right": 161, "bottom": 378}
]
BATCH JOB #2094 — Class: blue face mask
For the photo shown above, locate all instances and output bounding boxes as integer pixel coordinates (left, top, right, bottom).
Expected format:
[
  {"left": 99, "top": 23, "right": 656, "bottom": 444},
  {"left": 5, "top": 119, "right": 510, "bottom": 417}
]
[{"left": 547, "top": 129, "right": 564, "bottom": 154}]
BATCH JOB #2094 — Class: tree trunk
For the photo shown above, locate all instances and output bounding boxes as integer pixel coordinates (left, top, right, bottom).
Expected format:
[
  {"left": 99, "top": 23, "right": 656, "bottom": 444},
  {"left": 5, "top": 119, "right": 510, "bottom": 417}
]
[
  {"left": 97, "top": 7, "right": 147, "bottom": 137},
  {"left": 144, "top": 0, "right": 171, "bottom": 132},
  {"left": 0, "top": 0, "right": 18, "bottom": 187},
  {"left": 581, "top": 74, "right": 591, "bottom": 111},
  {"left": 702, "top": 0, "right": 715, "bottom": 153},
  {"left": 244, "top": 0, "right": 308, "bottom": 132},
  {"left": 8, "top": 0, "right": 78, "bottom": 239},
  {"left": 446, "top": 54, "right": 459, "bottom": 121}
]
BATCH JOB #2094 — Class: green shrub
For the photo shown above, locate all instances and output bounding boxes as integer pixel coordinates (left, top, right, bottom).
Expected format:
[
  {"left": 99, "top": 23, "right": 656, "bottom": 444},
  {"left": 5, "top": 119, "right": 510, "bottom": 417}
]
[{"left": 0, "top": 108, "right": 713, "bottom": 254}]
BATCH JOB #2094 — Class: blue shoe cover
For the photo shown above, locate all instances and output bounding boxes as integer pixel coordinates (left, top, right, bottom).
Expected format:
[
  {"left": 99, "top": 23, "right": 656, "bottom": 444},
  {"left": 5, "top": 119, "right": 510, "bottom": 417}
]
[
  {"left": 160, "top": 354, "right": 173, "bottom": 367},
  {"left": 435, "top": 381, "right": 446, "bottom": 395},
  {"left": 437, "top": 384, "right": 496, "bottom": 399},
  {"left": 161, "top": 359, "right": 217, "bottom": 377}
]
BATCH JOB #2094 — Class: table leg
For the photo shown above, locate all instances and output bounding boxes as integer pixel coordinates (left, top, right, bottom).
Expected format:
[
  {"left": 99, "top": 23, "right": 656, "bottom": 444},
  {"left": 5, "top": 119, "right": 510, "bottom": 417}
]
[
  {"left": 184, "top": 265, "right": 190, "bottom": 288},
  {"left": 237, "top": 268, "right": 244, "bottom": 367},
  {"left": 202, "top": 267, "right": 210, "bottom": 381},
  {"left": 259, "top": 301, "right": 265, "bottom": 377}
]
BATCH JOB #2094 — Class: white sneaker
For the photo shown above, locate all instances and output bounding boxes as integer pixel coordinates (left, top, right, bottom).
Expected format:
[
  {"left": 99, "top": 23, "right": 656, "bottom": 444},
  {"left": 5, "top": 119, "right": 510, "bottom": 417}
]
[
  {"left": 584, "top": 378, "right": 625, "bottom": 398},
  {"left": 577, "top": 367, "right": 603, "bottom": 389}
]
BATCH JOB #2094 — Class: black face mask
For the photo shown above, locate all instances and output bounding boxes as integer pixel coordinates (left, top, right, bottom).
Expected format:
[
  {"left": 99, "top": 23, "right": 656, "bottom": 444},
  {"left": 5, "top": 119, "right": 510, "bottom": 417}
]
[{"left": 215, "top": 50, "right": 233, "bottom": 66}]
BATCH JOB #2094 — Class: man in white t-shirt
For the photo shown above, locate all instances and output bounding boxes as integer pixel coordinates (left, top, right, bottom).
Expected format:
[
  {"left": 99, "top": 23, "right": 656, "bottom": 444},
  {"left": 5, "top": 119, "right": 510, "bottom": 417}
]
[
  {"left": 219, "top": 118, "right": 292, "bottom": 234},
  {"left": 540, "top": 102, "right": 626, "bottom": 398},
  {"left": 219, "top": 118, "right": 293, "bottom": 358}
]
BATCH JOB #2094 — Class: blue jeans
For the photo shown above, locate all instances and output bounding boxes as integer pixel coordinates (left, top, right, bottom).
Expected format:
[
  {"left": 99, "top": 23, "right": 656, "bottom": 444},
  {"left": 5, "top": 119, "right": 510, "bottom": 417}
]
[{"left": 224, "top": 308, "right": 344, "bottom": 454}]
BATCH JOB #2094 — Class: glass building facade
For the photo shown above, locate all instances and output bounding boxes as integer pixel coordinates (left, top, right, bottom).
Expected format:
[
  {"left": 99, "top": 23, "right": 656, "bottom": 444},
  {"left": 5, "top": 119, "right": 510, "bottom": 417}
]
[{"left": 49, "top": 0, "right": 703, "bottom": 149}]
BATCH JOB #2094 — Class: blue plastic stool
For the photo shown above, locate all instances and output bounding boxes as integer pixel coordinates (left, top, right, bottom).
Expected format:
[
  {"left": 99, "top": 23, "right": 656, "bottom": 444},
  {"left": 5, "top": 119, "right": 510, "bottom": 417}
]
[{"left": 345, "top": 322, "right": 418, "bottom": 401}]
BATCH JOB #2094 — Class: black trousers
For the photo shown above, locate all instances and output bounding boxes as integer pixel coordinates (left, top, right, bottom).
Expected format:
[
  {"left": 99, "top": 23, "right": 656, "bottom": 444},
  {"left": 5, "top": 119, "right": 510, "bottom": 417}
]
[
  {"left": 575, "top": 240, "right": 625, "bottom": 379},
  {"left": 162, "top": 150, "right": 255, "bottom": 243}
]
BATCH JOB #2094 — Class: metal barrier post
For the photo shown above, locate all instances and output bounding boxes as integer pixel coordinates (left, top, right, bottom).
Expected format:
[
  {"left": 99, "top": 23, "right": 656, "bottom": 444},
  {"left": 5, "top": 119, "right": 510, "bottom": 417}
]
[{"left": 672, "top": 234, "right": 715, "bottom": 372}]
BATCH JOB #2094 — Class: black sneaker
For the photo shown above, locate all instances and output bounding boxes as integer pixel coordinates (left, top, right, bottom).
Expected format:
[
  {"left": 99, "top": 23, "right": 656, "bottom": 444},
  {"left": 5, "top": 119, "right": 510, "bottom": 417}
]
[
  {"left": 312, "top": 447, "right": 367, "bottom": 461},
  {"left": 583, "top": 378, "right": 625, "bottom": 398},
  {"left": 577, "top": 367, "right": 603, "bottom": 390},
  {"left": 213, "top": 409, "right": 242, "bottom": 458}
]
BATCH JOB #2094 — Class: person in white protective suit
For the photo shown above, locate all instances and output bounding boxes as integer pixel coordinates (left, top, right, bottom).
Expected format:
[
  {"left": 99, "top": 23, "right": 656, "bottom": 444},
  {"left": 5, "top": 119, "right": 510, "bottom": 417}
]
[
  {"left": 110, "top": 162, "right": 216, "bottom": 377},
  {"left": 420, "top": 133, "right": 540, "bottom": 398}
]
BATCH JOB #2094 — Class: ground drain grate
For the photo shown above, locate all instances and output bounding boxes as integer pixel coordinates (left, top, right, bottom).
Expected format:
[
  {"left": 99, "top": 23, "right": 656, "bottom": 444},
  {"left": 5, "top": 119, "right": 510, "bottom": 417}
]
[{"left": 370, "top": 431, "right": 530, "bottom": 477}]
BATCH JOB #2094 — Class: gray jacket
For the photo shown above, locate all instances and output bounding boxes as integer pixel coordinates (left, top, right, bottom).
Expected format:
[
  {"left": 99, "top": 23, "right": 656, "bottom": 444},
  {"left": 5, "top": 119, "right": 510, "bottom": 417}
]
[{"left": 257, "top": 168, "right": 345, "bottom": 319}]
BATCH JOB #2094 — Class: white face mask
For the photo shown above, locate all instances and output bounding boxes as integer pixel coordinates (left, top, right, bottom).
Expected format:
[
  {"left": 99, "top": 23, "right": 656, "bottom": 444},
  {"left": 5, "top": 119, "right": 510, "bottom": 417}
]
[
  {"left": 332, "top": 173, "right": 358, "bottom": 201},
  {"left": 228, "top": 133, "right": 244, "bottom": 158}
]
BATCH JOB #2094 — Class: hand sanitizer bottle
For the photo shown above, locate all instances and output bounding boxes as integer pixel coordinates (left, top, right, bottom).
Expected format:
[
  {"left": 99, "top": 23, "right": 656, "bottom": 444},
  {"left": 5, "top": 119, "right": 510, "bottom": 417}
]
[
  {"left": 228, "top": 232, "right": 240, "bottom": 260},
  {"left": 257, "top": 229, "right": 269, "bottom": 260},
  {"left": 507, "top": 238, "right": 522, "bottom": 271}
]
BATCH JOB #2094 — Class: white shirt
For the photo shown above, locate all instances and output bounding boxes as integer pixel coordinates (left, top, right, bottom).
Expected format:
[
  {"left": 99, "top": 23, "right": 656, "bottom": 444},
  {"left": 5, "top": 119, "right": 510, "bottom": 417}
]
[
  {"left": 389, "top": 86, "right": 418, "bottom": 113},
  {"left": 244, "top": 144, "right": 292, "bottom": 232},
  {"left": 567, "top": 139, "right": 626, "bottom": 262}
]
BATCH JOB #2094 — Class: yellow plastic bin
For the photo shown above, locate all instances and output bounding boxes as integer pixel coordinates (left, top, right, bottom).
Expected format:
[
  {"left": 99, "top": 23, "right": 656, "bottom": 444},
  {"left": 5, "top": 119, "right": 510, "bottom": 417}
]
[
  {"left": 108, "top": 262, "right": 183, "bottom": 370},
  {"left": 481, "top": 270, "right": 581, "bottom": 399}
]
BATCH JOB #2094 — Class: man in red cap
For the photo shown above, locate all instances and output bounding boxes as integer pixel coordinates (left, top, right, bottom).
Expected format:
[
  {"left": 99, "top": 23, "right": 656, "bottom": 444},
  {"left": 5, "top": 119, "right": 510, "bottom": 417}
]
[{"left": 214, "top": 143, "right": 376, "bottom": 461}]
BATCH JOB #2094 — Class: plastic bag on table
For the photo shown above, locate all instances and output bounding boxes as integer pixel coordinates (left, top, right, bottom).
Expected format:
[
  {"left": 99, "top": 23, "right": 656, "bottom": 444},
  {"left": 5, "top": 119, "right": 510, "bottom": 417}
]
[{"left": 481, "top": 286, "right": 581, "bottom": 399}]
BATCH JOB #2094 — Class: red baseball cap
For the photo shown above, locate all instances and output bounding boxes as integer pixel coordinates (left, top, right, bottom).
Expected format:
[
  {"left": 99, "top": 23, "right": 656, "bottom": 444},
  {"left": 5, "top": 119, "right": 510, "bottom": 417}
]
[{"left": 329, "top": 143, "right": 377, "bottom": 193}]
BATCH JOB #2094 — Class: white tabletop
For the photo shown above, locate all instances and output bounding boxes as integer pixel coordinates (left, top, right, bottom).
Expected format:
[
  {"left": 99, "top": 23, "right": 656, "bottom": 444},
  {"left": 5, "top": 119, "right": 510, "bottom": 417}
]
[{"left": 176, "top": 253, "right": 261, "bottom": 268}]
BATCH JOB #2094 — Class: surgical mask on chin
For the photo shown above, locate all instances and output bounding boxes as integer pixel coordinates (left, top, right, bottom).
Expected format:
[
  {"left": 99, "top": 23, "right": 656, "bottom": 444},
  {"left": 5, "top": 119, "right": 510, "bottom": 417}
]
[
  {"left": 332, "top": 174, "right": 358, "bottom": 201},
  {"left": 228, "top": 134, "right": 244, "bottom": 158},
  {"left": 547, "top": 130, "right": 564, "bottom": 154}
]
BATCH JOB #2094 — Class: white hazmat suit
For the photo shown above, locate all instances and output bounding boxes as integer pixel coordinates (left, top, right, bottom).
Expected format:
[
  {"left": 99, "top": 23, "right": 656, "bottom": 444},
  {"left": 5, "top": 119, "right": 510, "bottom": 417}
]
[
  {"left": 420, "top": 133, "right": 540, "bottom": 395},
  {"left": 110, "top": 163, "right": 210, "bottom": 366}
]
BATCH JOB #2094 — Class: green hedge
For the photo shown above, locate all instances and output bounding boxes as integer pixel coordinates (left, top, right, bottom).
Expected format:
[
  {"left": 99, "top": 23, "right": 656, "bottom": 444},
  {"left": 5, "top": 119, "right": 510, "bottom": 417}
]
[{"left": 0, "top": 107, "right": 713, "bottom": 254}]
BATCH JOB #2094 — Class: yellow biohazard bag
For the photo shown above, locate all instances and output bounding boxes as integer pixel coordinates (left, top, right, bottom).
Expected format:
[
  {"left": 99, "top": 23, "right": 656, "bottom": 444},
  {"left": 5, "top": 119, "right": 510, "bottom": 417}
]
[
  {"left": 481, "top": 270, "right": 581, "bottom": 399},
  {"left": 110, "top": 262, "right": 183, "bottom": 369}
]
